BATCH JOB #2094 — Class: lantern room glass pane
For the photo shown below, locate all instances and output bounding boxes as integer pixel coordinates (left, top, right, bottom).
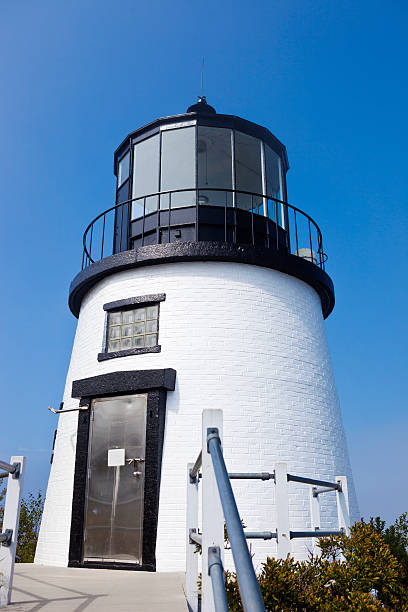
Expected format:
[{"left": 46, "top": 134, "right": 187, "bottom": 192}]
[
  {"left": 132, "top": 134, "right": 160, "bottom": 219},
  {"left": 197, "top": 127, "right": 233, "bottom": 207},
  {"left": 118, "top": 152, "right": 130, "bottom": 187},
  {"left": 160, "top": 127, "right": 195, "bottom": 209},
  {"left": 265, "top": 145, "right": 284, "bottom": 225},
  {"left": 265, "top": 145, "right": 282, "bottom": 200},
  {"left": 234, "top": 132, "right": 263, "bottom": 211}
]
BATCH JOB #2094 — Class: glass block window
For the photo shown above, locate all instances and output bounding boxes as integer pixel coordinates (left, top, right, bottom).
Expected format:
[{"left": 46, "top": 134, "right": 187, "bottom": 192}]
[{"left": 106, "top": 304, "right": 159, "bottom": 353}]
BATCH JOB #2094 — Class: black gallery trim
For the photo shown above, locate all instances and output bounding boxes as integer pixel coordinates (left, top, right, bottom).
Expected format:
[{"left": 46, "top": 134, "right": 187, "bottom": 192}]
[
  {"left": 68, "top": 368, "right": 176, "bottom": 572},
  {"left": 69, "top": 241, "right": 335, "bottom": 319}
]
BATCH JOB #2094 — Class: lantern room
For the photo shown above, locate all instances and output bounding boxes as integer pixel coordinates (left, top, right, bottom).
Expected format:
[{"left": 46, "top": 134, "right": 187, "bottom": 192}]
[
  {"left": 74, "top": 98, "right": 333, "bottom": 319},
  {"left": 112, "top": 97, "right": 289, "bottom": 251}
]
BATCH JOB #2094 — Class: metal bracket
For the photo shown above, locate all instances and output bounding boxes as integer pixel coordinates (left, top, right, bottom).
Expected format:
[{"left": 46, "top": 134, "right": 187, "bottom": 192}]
[
  {"left": 313, "top": 481, "right": 342, "bottom": 497},
  {"left": 48, "top": 406, "right": 89, "bottom": 414},
  {"left": 0, "top": 529, "right": 13, "bottom": 547},
  {"left": 207, "top": 545, "right": 223, "bottom": 576},
  {"left": 206, "top": 428, "right": 220, "bottom": 452},
  {"left": 189, "top": 527, "right": 197, "bottom": 545},
  {"left": 189, "top": 528, "right": 202, "bottom": 546},
  {"left": 11, "top": 462, "right": 20, "bottom": 480}
]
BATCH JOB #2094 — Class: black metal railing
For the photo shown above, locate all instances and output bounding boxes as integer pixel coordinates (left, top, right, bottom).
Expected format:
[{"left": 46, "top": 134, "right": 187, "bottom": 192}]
[{"left": 81, "top": 188, "right": 327, "bottom": 272}]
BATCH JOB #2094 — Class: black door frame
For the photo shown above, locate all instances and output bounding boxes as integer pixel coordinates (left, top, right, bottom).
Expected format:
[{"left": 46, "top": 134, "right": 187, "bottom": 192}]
[{"left": 68, "top": 368, "right": 176, "bottom": 571}]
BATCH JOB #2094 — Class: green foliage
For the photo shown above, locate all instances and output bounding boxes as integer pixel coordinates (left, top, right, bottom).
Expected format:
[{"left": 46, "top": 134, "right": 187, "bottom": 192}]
[
  {"left": 224, "top": 518, "right": 408, "bottom": 611},
  {"left": 370, "top": 513, "right": 408, "bottom": 581},
  {"left": 0, "top": 488, "right": 44, "bottom": 563}
]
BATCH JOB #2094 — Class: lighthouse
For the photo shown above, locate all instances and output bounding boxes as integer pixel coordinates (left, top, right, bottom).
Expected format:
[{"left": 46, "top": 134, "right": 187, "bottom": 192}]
[{"left": 35, "top": 98, "right": 358, "bottom": 572}]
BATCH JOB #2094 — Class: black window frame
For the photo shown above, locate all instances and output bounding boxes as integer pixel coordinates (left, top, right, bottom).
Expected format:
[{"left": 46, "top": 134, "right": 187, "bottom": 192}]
[{"left": 98, "top": 294, "right": 166, "bottom": 362}]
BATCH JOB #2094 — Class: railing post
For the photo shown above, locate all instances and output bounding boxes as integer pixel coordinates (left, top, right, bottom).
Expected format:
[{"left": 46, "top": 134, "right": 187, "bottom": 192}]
[
  {"left": 208, "top": 546, "right": 229, "bottom": 612},
  {"left": 0, "top": 456, "right": 25, "bottom": 608},
  {"left": 275, "top": 462, "right": 291, "bottom": 559},
  {"left": 309, "top": 486, "right": 321, "bottom": 556},
  {"left": 335, "top": 476, "right": 350, "bottom": 536},
  {"left": 186, "top": 462, "right": 199, "bottom": 612},
  {"left": 202, "top": 410, "right": 224, "bottom": 612}
]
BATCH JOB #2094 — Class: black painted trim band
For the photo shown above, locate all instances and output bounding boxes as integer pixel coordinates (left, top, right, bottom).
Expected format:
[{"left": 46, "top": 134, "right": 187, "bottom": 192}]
[
  {"left": 69, "top": 242, "right": 335, "bottom": 319},
  {"left": 97, "top": 346, "right": 161, "bottom": 361},
  {"left": 72, "top": 369, "right": 176, "bottom": 398},
  {"left": 103, "top": 293, "right": 166, "bottom": 311}
]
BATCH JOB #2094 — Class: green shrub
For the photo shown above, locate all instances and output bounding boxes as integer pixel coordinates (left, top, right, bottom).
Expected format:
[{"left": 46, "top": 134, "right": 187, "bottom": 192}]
[
  {"left": 224, "top": 517, "right": 408, "bottom": 611},
  {"left": 370, "top": 513, "right": 408, "bottom": 582},
  {"left": 0, "top": 488, "right": 44, "bottom": 563}
]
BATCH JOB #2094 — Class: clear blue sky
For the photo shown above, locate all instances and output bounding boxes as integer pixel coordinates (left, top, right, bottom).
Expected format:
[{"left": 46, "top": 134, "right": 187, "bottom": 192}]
[{"left": 0, "top": 0, "right": 406, "bottom": 524}]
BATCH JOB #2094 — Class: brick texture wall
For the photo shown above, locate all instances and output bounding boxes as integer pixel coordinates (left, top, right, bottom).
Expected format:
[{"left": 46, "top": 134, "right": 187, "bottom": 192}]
[{"left": 35, "top": 261, "right": 358, "bottom": 571}]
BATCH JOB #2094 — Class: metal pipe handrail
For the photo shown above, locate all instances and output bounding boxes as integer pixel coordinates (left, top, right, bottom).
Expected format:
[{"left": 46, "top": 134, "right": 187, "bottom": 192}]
[
  {"left": 81, "top": 187, "right": 326, "bottom": 268},
  {"left": 313, "top": 485, "right": 339, "bottom": 496},
  {"left": 287, "top": 473, "right": 341, "bottom": 490},
  {"left": 189, "top": 451, "right": 202, "bottom": 482},
  {"left": 290, "top": 529, "right": 344, "bottom": 539},
  {"left": 198, "top": 471, "right": 274, "bottom": 480},
  {"left": 0, "top": 460, "right": 19, "bottom": 479},
  {"left": 229, "top": 472, "right": 274, "bottom": 480},
  {"left": 244, "top": 531, "right": 277, "bottom": 540},
  {"left": 197, "top": 469, "right": 339, "bottom": 488},
  {"left": 208, "top": 546, "right": 229, "bottom": 612},
  {"left": 0, "top": 461, "right": 17, "bottom": 474},
  {"left": 207, "top": 427, "right": 265, "bottom": 612}
]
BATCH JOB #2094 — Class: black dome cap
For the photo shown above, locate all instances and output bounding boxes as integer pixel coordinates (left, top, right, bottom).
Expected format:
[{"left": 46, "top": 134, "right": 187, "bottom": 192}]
[{"left": 187, "top": 96, "right": 216, "bottom": 115}]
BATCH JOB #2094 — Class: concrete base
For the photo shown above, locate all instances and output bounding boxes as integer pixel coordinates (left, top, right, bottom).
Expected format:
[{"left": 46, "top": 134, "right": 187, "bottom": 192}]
[{"left": 8, "top": 564, "right": 187, "bottom": 611}]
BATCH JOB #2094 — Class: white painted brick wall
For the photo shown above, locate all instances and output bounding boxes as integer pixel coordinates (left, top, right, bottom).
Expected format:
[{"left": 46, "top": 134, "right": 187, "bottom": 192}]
[{"left": 35, "top": 261, "right": 358, "bottom": 571}]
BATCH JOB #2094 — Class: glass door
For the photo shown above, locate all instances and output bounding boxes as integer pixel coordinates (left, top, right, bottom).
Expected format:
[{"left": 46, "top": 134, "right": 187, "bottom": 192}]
[{"left": 83, "top": 394, "right": 147, "bottom": 564}]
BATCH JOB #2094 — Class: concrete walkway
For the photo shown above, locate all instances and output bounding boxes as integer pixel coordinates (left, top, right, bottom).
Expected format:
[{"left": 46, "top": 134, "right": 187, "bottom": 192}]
[{"left": 8, "top": 564, "right": 188, "bottom": 611}]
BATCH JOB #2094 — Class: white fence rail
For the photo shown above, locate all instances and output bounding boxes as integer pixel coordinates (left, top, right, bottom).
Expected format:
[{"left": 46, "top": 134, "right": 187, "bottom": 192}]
[
  {"left": 186, "top": 411, "right": 350, "bottom": 612},
  {"left": 0, "top": 456, "right": 26, "bottom": 608}
]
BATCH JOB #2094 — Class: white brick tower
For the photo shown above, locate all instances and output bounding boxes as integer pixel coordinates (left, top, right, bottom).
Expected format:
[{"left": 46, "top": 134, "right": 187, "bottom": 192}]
[{"left": 36, "top": 98, "right": 358, "bottom": 572}]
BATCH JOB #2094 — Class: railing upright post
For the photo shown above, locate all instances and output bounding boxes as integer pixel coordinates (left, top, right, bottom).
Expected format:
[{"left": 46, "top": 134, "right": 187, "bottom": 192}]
[
  {"left": 101, "top": 213, "right": 106, "bottom": 260},
  {"left": 309, "top": 486, "right": 321, "bottom": 556},
  {"left": 202, "top": 410, "right": 224, "bottom": 612},
  {"left": 186, "top": 462, "right": 199, "bottom": 612},
  {"left": 0, "top": 456, "right": 25, "bottom": 608},
  {"left": 335, "top": 476, "right": 350, "bottom": 536},
  {"left": 275, "top": 462, "right": 291, "bottom": 559}
]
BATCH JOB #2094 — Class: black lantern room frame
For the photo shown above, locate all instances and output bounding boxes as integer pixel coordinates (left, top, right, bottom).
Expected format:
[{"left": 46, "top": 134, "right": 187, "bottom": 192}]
[{"left": 81, "top": 104, "right": 327, "bottom": 272}]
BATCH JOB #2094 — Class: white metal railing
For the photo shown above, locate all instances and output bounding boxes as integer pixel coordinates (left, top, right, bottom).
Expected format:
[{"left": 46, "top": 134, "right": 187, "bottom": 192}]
[
  {"left": 0, "top": 456, "right": 25, "bottom": 608},
  {"left": 186, "top": 410, "right": 350, "bottom": 611}
]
